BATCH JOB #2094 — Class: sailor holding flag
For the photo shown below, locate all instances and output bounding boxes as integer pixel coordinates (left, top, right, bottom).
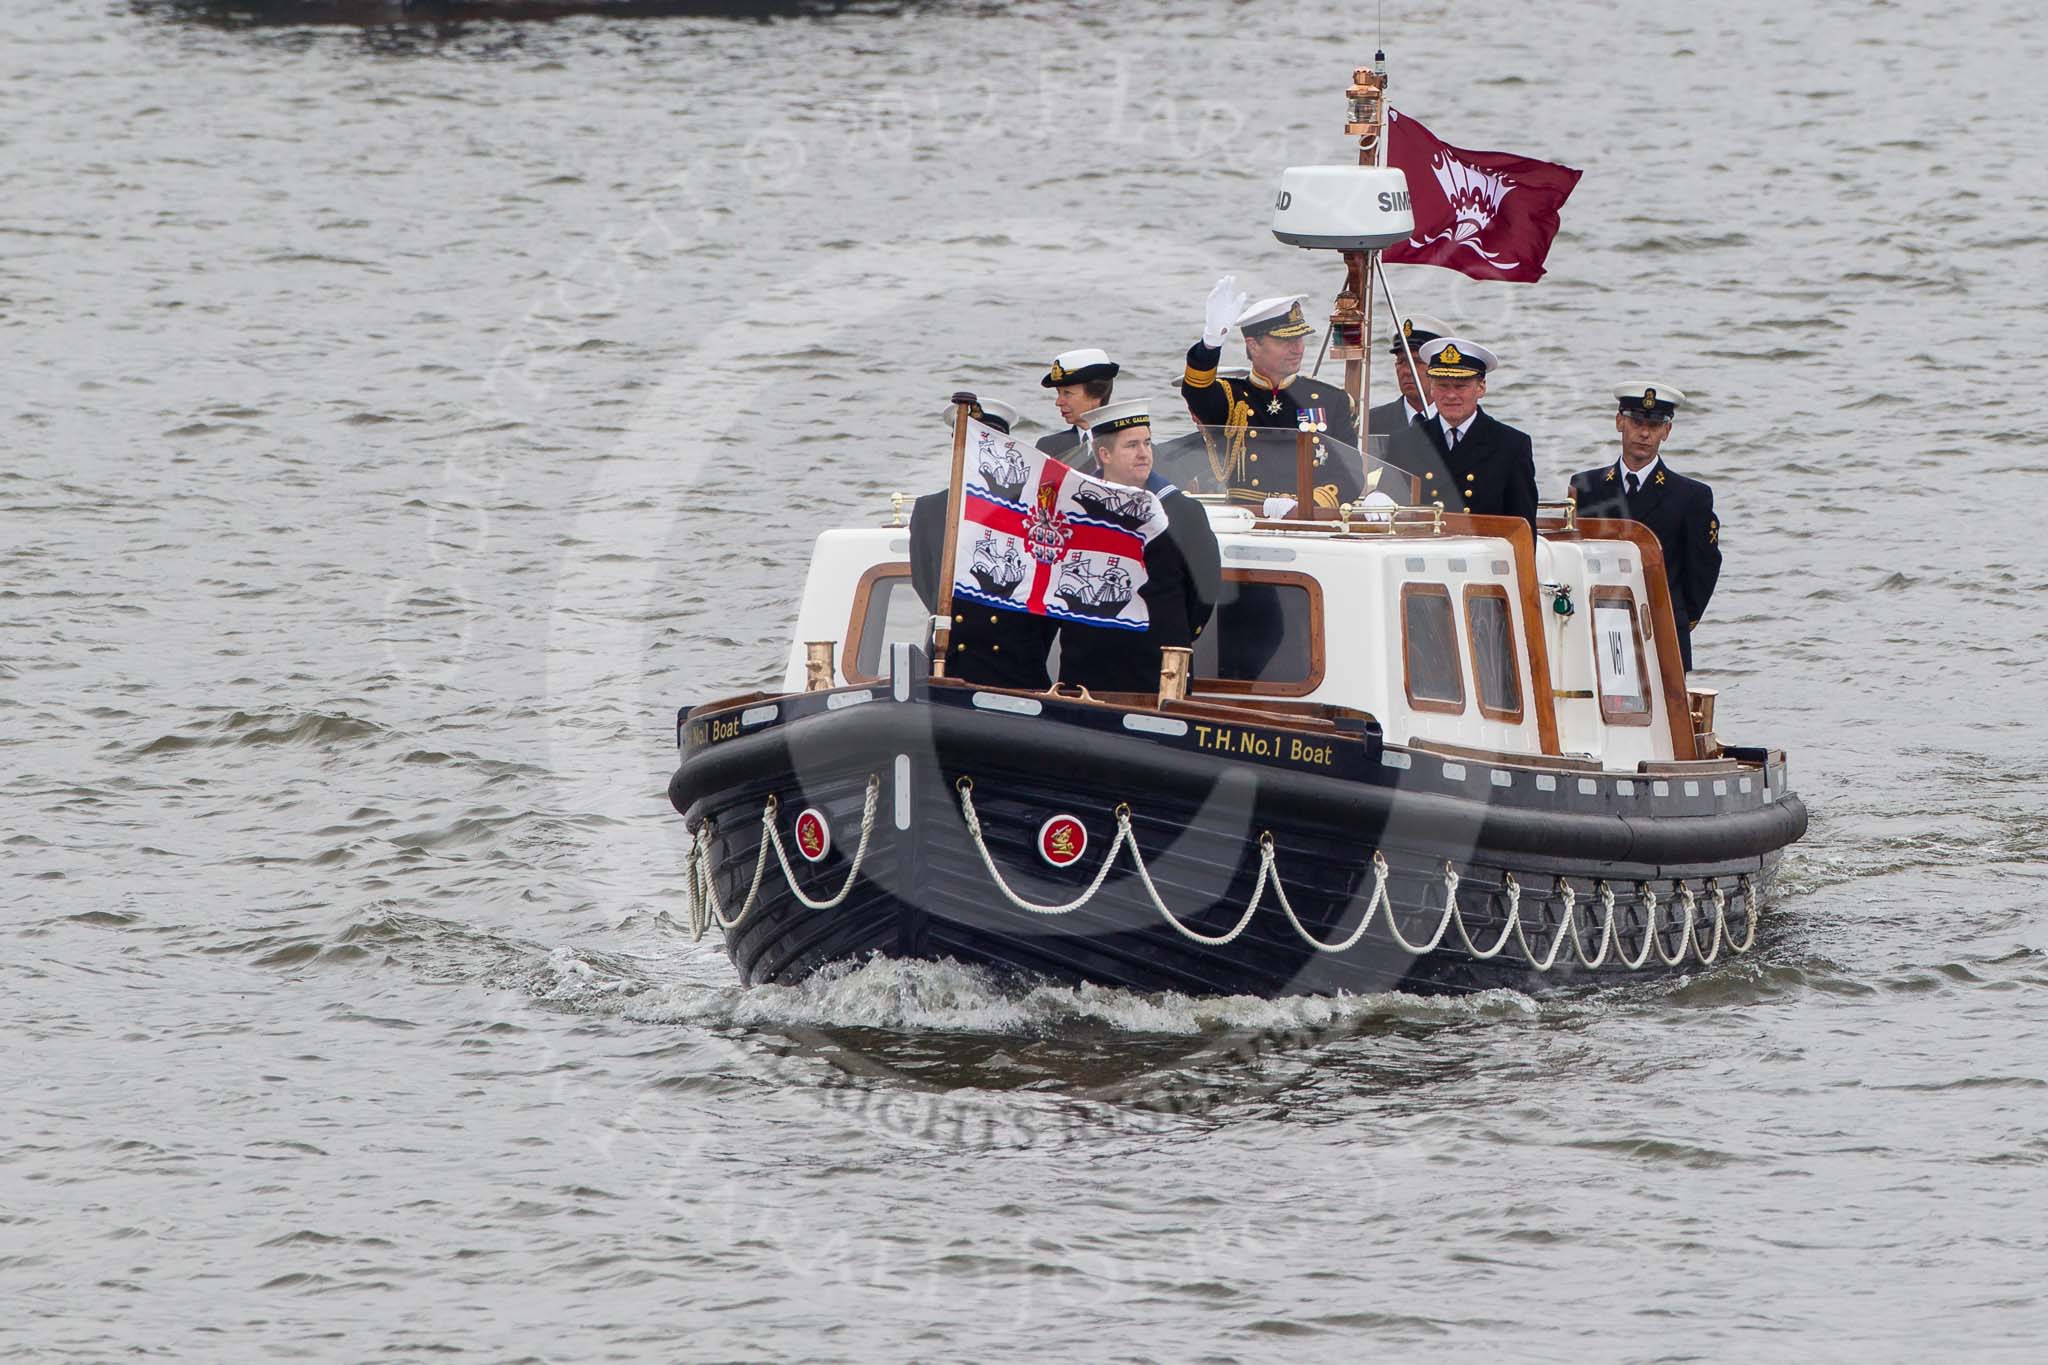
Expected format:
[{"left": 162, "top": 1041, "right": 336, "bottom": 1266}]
[{"left": 1056, "top": 400, "right": 1220, "bottom": 695}]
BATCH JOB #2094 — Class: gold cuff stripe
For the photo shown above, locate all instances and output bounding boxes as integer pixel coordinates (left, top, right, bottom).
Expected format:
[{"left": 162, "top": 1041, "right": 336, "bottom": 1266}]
[{"left": 1183, "top": 364, "right": 1218, "bottom": 389}]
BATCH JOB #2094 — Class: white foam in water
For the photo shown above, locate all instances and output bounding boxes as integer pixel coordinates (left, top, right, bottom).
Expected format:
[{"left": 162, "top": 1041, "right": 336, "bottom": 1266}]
[{"left": 527, "top": 951, "right": 1540, "bottom": 1035}]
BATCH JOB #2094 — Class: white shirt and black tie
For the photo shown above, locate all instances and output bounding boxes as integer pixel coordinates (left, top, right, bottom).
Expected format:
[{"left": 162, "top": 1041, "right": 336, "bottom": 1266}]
[{"left": 1618, "top": 455, "right": 1663, "bottom": 497}]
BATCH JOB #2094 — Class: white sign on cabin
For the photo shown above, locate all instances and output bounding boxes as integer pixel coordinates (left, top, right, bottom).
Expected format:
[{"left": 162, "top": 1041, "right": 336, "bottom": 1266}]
[{"left": 1592, "top": 604, "right": 1646, "bottom": 713}]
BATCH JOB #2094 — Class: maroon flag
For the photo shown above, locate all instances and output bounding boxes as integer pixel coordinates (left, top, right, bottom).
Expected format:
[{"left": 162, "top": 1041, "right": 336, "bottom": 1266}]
[{"left": 1382, "top": 108, "right": 1582, "bottom": 283}]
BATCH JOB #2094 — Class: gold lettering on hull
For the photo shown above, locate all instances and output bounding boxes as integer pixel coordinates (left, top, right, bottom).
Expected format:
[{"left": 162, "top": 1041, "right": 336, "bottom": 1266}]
[
  {"left": 686, "top": 716, "right": 742, "bottom": 748},
  {"left": 1189, "top": 724, "right": 1334, "bottom": 767}
]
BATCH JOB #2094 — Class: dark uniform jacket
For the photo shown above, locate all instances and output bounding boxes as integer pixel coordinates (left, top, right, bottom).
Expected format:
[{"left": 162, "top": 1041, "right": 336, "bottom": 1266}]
[
  {"left": 1035, "top": 426, "right": 1087, "bottom": 461},
  {"left": 1180, "top": 341, "right": 1364, "bottom": 510},
  {"left": 1568, "top": 459, "right": 1722, "bottom": 671},
  {"left": 1432, "top": 409, "right": 1539, "bottom": 528},
  {"left": 1365, "top": 396, "right": 1454, "bottom": 502},
  {"left": 1058, "top": 483, "right": 1221, "bottom": 695},
  {"left": 910, "top": 490, "right": 1059, "bottom": 689}
]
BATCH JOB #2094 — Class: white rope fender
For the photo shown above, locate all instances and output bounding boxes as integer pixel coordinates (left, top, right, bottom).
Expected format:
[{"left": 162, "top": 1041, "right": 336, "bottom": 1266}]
[
  {"left": 683, "top": 813, "right": 772, "bottom": 942},
  {"left": 683, "top": 775, "right": 881, "bottom": 940},
  {"left": 684, "top": 773, "right": 1771, "bottom": 974},
  {"left": 1608, "top": 882, "right": 1659, "bottom": 971},
  {"left": 764, "top": 775, "right": 882, "bottom": 911}
]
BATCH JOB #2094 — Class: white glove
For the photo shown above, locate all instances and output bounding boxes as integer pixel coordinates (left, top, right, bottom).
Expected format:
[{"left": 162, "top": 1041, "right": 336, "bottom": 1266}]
[
  {"left": 1261, "top": 495, "right": 1299, "bottom": 519},
  {"left": 1201, "top": 274, "right": 1249, "bottom": 349}
]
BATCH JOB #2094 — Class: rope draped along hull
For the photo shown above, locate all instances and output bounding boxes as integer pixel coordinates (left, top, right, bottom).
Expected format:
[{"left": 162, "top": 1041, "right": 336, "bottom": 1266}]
[{"left": 669, "top": 677, "right": 1806, "bottom": 997}]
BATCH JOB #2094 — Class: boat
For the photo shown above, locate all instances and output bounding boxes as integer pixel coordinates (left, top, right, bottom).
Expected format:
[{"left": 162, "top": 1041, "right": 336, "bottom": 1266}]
[{"left": 664, "top": 63, "right": 1808, "bottom": 999}]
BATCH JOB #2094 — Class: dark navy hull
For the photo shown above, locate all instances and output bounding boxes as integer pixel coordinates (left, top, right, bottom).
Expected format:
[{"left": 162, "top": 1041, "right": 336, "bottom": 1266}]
[{"left": 672, "top": 679, "right": 1804, "bottom": 998}]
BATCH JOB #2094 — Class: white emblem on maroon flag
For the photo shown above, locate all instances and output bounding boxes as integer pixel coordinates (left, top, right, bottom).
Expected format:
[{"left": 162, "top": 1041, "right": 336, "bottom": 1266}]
[{"left": 1382, "top": 109, "right": 1583, "bottom": 284}]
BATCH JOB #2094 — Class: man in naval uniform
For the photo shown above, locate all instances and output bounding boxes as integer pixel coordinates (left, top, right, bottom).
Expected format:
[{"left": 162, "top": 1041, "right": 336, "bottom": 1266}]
[
  {"left": 1057, "top": 400, "right": 1221, "bottom": 695},
  {"left": 910, "top": 395, "right": 1059, "bottom": 689},
  {"left": 1417, "top": 337, "right": 1539, "bottom": 528},
  {"left": 1568, "top": 382, "right": 1722, "bottom": 671},
  {"left": 1366, "top": 312, "right": 1455, "bottom": 481},
  {"left": 1179, "top": 276, "right": 1364, "bottom": 516},
  {"left": 1036, "top": 348, "right": 1119, "bottom": 460}
]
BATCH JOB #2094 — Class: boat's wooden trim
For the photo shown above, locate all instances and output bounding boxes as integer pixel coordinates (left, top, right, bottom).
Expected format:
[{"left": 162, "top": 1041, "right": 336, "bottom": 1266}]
[
  {"left": 1192, "top": 568, "right": 1327, "bottom": 699},
  {"left": 1540, "top": 515, "right": 1698, "bottom": 761},
  {"left": 1406, "top": 737, "right": 1607, "bottom": 774},
  {"left": 1163, "top": 696, "right": 1344, "bottom": 733},
  {"left": 1636, "top": 757, "right": 1752, "bottom": 775},
  {"left": 1399, "top": 582, "right": 1466, "bottom": 715},
  {"left": 840, "top": 561, "right": 914, "bottom": 686},
  {"left": 686, "top": 691, "right": 780, "bottom": 720},
  {"left": 1461, "top": 582, "right": 1524, "bottom": 726},
  {"left": 1425, "top": 512, "right": 1560, "bottom": 755},
  {"left": 1192, "top": 697, "right": 1379, "bottom": 729}
]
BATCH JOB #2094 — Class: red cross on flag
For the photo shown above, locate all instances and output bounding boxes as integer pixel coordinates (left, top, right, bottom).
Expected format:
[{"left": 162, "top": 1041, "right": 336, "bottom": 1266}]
[
  {"left": 1382, "top": 108, "right": 1583, "bottom": 283},
  {"left": 952, "top": 418, "right": 1168, "bottom": 631}
]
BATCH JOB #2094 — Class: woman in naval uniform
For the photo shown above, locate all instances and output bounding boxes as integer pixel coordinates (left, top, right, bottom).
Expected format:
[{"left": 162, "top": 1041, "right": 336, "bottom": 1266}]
[{"left": 1036, "top": 348, "right": 1119, "bottom": 461}]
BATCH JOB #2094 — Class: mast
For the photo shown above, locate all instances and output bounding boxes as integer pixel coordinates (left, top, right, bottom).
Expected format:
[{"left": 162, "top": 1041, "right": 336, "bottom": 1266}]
[
  {"left": 1327, "top": 53, "right": 1388, "bottom": 452},
  {"left": 929, "top": 394, "right": 975, "bottom": 679}
]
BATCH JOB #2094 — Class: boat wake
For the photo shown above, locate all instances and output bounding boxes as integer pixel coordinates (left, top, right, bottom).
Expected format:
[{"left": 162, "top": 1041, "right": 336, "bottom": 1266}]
[{"left": 516, "top": 947, "right": 1543, "bottom": 1037}]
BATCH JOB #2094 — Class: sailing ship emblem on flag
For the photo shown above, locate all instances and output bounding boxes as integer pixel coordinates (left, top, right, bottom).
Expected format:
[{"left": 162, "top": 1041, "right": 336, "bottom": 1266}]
[
  {"left": 977, "top": 427, "right": 1030, "bottom": 502},
  {"left": 950, "top": 417, "right": 1168, "bottom": 631}
]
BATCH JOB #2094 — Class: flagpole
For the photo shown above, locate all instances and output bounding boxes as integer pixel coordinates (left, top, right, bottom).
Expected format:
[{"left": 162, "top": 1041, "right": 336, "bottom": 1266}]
[
  {"left": 1333, "top": 57, "right": 1388, "bottom": 453},
  {"left": 1375, "top": 255, "right": 1434, "bottom": 424},
  {"left": 930, "top": 392, "right": 975, "bottom": 679}
]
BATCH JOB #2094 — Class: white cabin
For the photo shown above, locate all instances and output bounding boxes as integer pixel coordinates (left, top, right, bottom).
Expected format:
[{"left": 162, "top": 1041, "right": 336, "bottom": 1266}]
[{"left": 781, "top": 503, "right": 1704, "bottom": 772}]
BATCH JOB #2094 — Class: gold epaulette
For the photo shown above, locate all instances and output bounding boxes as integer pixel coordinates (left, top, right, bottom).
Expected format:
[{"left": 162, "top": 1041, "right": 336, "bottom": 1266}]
[{"left": 1313, "top": 484, "right": 1341, "bottom": 509}]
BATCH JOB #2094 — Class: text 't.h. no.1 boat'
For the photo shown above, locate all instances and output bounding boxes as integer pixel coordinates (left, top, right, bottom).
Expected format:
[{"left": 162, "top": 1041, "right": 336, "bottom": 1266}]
[{"left": 664, "top": 63, "right": 1806, "bottom": 999}]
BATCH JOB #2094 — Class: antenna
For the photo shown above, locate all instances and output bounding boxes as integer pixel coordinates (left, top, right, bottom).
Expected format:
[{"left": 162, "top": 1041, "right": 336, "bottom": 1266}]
[{"left": 1326, "top": 58, "right": 1391, "bottom": 444}]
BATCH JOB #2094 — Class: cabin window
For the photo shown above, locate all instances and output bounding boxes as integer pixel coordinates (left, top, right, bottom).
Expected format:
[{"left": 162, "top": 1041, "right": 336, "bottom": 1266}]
[
  {"left": 841, "top": 564, "right": 923, "bottom": 684},
  {"left": 1463, "top": 585, "right": 1523, "bottom": 723},
  {"left": 1191, "top": 570, "right": 1324, "bottom": 698},
  {"left": 1589, "top": 584, "right": 1653, "bottom": 726},
  {"left": 1401, "top": 583, "right": 1465, "bottom": 713}
]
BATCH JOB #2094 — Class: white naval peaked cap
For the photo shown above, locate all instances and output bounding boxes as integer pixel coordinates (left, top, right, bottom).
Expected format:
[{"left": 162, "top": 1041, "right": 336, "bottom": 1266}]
[
  {"left": 1233, "top": 294, "right": 1314, "bottom": 338},
  {"left": 1615, "top": 381, "right": 1686, "bottom": 416},
  {"left": 1421, "top": 336, "right": 1500, "bottom": 378},
  {"left": 935, "top": 394, "right": 1020, "bottom": 432},
  {"left": 1076, "top": 398, "right": 1151, "bottom": 434},
  {"left": 1041, "top": 348, "right": 1120, "bottom": 387}
]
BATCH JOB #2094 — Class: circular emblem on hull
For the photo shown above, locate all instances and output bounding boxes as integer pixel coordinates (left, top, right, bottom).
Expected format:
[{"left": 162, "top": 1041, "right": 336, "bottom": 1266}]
[
  {"left": 793, "top": 808, "right": 831, "bottom": 863},
  {"left": 1038, "top": 814, "right": 1087, "bottom": 867}
]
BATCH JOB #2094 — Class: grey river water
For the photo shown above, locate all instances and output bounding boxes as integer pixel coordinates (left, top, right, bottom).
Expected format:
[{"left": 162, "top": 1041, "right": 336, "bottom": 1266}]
[{"left": 6, "top": 0, "right": 2048, "bottom": 1359}]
